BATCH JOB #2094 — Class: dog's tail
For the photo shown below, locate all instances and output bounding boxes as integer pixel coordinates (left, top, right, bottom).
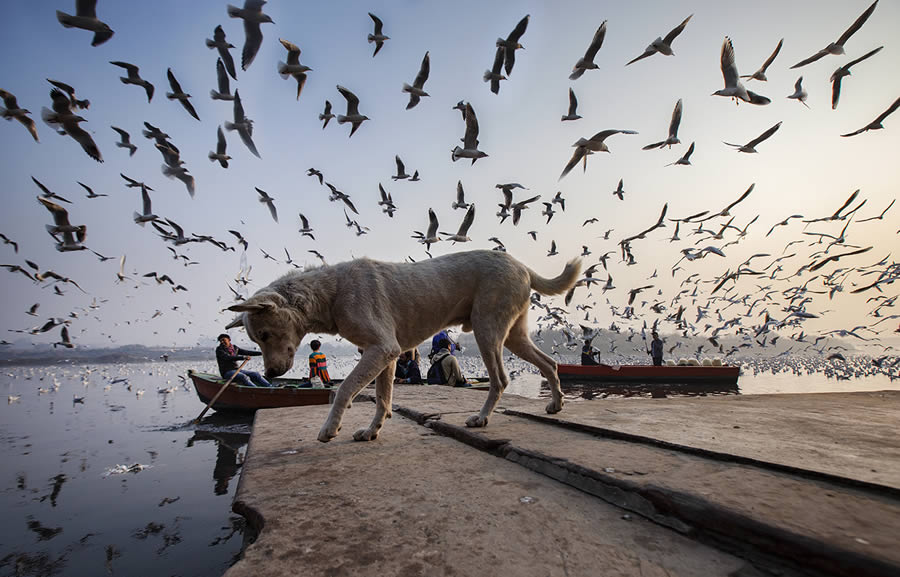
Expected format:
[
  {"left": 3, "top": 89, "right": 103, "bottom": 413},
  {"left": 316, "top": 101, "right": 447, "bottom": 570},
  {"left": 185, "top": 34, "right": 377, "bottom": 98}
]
[{"left": 529, "top": 257, "right": 582, "bottom": 296}]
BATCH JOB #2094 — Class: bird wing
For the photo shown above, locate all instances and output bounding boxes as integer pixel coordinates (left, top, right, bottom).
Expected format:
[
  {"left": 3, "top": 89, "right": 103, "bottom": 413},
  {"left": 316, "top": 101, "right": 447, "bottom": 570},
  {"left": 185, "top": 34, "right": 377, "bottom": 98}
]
[
  {"left": 76, "top": 0, "right": 98, "bottom": 18},
  {"left": 456, "top": 180, "right": 465, "bottom": 203},
  {"left": 110, "top": 61, "right": 139, "bottom": 76},
  {"left": 37, "top": 196, "right": 71, "bottom": 227},
  {"left": 668, "top": 98, "right": 682, "bottom": 139},
  {"left": 491, "top": 45, "right": 504, "bottom": 77},
  {"left": 559, "top": 147, "right": 586, "bottom": 180},
  {"left": 242, "top": 18, "right": 264, "bottom": 71},
  {"left": 337, "top": 85, "right": 360, "bottom": 116},
  {"left": 663, "top": 14, "right": 692, "bottom": 45},
  {"left": 341, "top": 195, "right": 358, "bottom": 215},
  {"left": 369, "top": 12, "right": 384, "bottom": 35},
  {"left": 279, "top": 38, "right": 300, "bottom": 64},
  {"left": 232, "top": 90, "right": 246, "bottom": 122},
  {"left": 835, "top": 0, "right": 878, "bottom": 47},
  {"left": 720, "top": 37, "right": 740, "bottom": 88},
  {"left": 413, "top": 51, "right": 430, "bottom": 88},
  {"left": 567, "top": 88, "right": 578, "bottom": 116},
  {"left": 831, "top": 75, "right": 843, "bottom": 109},
  {"left": 583, "top": 21, "right": 607, "bottom": 61},
  {"left": 723, "top": 183, "right": 754, "bottom": 214},
  {"left": 503, "top": 15, "right": 529, "bottom": 75},
  {"left": 216, "top": 59, "right": 231, "bottom": 93},
  {"left": 141, "top": 185, "right": 152, "bottom": 214},
  {"left": 31, "top": 176, "right": 52, "bottom": 196},
  {"left": 845, "top": 45, "right": 884, "bottom": 69},
  {"left": 873, "top": 95, "right": 900, "bottom": 124},
  {"left": 0, "top": 89, "right": 18, "bottom": 109},
  {"left": 457, "top": 204, "right": 476, "bottom": 236},
  {"left": 216, "top": 125, "right": 227, "bottom": 154},
  {"left": 166, "top": 68, "right": 183, "bottom": 94},
  {"left": 793, "top": 77, "right": 803, "bottom": 92},
  {"left": 49, "top": 88, "right": 72, "bottom": 114},
  {"left": 790, "top": 48, "right": 828, "bottom": 69},
  {"left": 683, "top": 141, "right": 695, "bottom": 159},
  {"left": 426, "top": 208, "right": 439, "bottom": 238},
  {"left": 506, "top": 14, "right": 529, "bottom": 43},
  {"left": 747, "top": 121, "right": 781, "bottom": 148},
  {"left": 588, "top": 128, "right": 638, "bottom": 143},
  {"left": 626, "top": 48, "right": 654, "bottom": 66},
  {"left": 760, "top": 38, "right": 784, "bottom": 72},
  {"left": 111, "top": 126, "right": 130, "bottom": 143},
  {"left": 463, "top": 103, "right": 479, "bottom": 148},
  {"left": 395, "top": 155, "right": 405, "bottom": 175},
  {"left": 299, "top": 213, "right": 310, "bottom": 229},
  {"left": 66, "top": 122, "right": 103, "bottom": 162},
  {"left": 810, "top": 246, "right": 872, "bottom": 271}
]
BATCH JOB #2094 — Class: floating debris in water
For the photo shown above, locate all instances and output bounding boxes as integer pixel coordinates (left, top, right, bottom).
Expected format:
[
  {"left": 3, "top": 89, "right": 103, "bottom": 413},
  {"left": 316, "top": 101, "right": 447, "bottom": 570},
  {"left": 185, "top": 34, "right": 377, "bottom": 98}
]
[{"left": 104, "top": 463, "right": 151, "bottom": 477}]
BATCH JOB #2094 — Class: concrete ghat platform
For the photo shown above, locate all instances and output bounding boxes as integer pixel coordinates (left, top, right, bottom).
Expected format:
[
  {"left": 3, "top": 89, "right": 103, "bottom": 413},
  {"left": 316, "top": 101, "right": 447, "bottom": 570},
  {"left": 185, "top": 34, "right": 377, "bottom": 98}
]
[{"left": 224, "top": 388, "right": 900, "bottom": 577}]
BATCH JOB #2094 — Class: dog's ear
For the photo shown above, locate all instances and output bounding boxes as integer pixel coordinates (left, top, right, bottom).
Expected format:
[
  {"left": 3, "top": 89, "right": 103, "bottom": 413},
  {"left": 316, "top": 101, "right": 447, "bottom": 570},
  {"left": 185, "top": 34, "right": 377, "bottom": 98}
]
[
  {"left": 224, "top": 314, "right": 244, "bottom": 330},
  {"left": 228, "top": 292, "right": 284, "bottom": 314}
]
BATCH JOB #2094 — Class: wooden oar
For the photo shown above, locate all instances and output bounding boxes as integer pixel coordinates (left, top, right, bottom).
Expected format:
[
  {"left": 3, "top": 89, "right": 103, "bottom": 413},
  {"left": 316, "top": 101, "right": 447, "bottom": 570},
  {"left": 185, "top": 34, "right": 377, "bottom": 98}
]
[{"left": 193, "top": 357, "right": 250, "bottom": 424}]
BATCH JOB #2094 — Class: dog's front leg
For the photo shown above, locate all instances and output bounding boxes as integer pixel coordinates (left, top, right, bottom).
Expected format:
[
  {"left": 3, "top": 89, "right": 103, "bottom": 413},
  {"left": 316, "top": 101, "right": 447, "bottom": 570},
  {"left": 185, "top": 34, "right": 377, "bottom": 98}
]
[
  {"left": 318, "top": 344, "right": 399, "bottom": 442},
  {"left": 352, "top": 361, "right": 396, "bottom": 442}
]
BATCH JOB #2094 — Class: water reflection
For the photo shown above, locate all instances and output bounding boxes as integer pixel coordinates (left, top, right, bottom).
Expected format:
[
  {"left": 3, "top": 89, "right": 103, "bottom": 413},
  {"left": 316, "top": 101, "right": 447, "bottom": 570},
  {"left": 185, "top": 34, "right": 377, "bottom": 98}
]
[
  {"left": 558, "top": 380, "right": 740, "bottom": 400},
  {"left": 188, "top": 429, "right": 251, "bottom": 496}
]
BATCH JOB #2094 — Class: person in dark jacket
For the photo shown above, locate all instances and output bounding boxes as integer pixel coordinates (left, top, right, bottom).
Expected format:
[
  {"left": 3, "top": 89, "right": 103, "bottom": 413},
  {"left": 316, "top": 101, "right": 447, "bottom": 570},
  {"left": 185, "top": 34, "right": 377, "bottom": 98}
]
[
  {"left": 581, "top": 340, "right": 599, "bottom": 365},
  {"left": 215, "top": 333, "right": 272, "bottom": 387},
  {"left": 650, "top": 332, "right": 664, "bottom": 366},
  {"left": 394, "top": 350, "right": 422, "bottom": 384}
]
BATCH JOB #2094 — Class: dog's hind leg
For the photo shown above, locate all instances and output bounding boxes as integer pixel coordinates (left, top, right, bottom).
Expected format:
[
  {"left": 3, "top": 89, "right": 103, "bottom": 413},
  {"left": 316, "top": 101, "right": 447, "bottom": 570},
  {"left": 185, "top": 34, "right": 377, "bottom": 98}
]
[
  {"left": 352, "top": 361, "right": 395, "bottom": 442},
  {"left": 504, "top": 311, "right": 564, "bottom": 415},
  {"left": 318, "top": 343, "right": 400, "bottom": 442},
  {"left": 465, "top": 320, "right": 512, "bottom": 429}
]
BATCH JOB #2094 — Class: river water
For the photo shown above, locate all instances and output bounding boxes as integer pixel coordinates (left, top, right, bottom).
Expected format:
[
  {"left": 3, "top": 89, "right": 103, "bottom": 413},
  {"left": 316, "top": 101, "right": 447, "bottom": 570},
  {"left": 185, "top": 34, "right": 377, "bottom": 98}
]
[{"left": 1, "top": 356, "right": 897, "bottom": 576}]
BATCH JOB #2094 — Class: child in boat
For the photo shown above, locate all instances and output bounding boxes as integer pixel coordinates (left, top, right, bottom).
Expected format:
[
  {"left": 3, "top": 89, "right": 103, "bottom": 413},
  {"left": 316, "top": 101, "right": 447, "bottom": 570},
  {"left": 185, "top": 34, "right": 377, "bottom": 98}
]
[{"left": 308, "top": 340, "right": 331, "bottom": 384}]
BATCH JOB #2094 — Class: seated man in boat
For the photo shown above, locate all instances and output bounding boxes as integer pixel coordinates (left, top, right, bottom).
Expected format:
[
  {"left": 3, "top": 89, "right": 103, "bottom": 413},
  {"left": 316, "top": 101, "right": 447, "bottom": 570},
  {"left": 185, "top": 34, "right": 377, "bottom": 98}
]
[
  {"left": 650, "top": 331, "right": 664, "bottom": 366},
  {"left": 581, "top": 340, "right": 599, "bottom": 365},
  {"left": 394, "top": 350, "right": 423, "bottom": 384},
  {"left": 215, "top": 334, "right": 272, "bottom": 387},
  {"left": 427, "top": 338, "right": 467, "bottom": 387},
  {"left": 308, "top": 340, "right": 332, "bottom": 385}
]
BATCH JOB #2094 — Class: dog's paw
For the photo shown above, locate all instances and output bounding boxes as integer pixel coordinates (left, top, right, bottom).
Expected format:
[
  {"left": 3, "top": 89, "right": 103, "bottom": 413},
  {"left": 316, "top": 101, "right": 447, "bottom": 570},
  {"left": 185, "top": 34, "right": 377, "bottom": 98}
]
[
  {"left": 545, "top": 398, "right": 564, "bottom": 414},
  {"left": 317, "top": 422, "right": 341, "bottom": 443},
  {"left": 465, "top": 414, "right": 489, "bottom": 428},
  {"left": 352, "top": 427, "right": 379, "bottom": 442}
]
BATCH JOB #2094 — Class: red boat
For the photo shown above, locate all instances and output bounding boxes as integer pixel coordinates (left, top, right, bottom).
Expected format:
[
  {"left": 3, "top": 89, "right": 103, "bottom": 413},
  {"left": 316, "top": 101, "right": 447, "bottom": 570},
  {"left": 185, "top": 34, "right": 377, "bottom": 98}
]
[
  {"left": 189, "top": 370, "right": 336, "bottom": 413},
  {"left": 557, "top": 363, "right": 740, "bottom": 385}
]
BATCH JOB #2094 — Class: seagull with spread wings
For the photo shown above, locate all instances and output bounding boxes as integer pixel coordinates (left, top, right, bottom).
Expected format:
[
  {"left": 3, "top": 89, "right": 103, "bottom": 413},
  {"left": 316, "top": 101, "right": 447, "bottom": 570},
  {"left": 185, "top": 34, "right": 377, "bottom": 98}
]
[
  {"left": 225, "top": 89, "right": 260, "bottom": 157},
  {"left": 484, "top": 46, "right": 506, "bottom": 95},
  {"left": 133, "top": 184, "right": 158, "bottom": 226},
  {"left": 841, "top": 96, "right": 900, "bottom": 137},
  {"left": 110, "top": 126, "right": 136, "bottom": 156},
  {"left": 724, "top": 121, "right": 782, "bottom": 153},
  {"left": 278, "top": 39, "right": 312, "bottom": 100},
  {"left": 791, "top": 1, "right": 878, "bottom": 69},
  {"left": 0, "top": 89, "right": 39, "bottom": 142},
  {"left": 206, "top": 25, "right": 238, "bottom": 80},
  {"left": 569, "top": 21, "right": 607, "bottom": 80},
  {"left": 208, "top": 126, "right": 231, "bottom": 168},
  {"left": 561, "top": 87, "right": 582, "bottom": 121},
  {"left": 38, "top": 197, "right": 87, "bottom": 252},
  {"left": 712, "top": 37, "right": 770, "bottom": 105},
  {"left": 367, "top": 13, "right": 389, "bottom": 57},
  {"left": 497, "top": 14, "right": 529, "bottom": 76},
  {"left": 741, "top": 39, "right": 783, "bottom": 81},
  {"left": 110, "top": 61, "right": 154, "bottom": 103},
  {"left": 228, "top": 0, "right": 274, "bottom": 71},
  {"left": 56, "top": 0, "right": 114, "bottom": 46},
  {"left": 559, "top": 129, "right": 638, "bottom": 180},
  {"left": 441, "top": 204, "right": 476, "bottom": 243},
  {"left": 451, "top": 102, "right": 487, "bottom": 163},
  {"left": 787, "top": 78, "right": 809, "bottom": 108},
  {"left": 830, "top": 46, "right": 882, "bottom": 110},
  {"left": 255, "top": 188, "right": 278, "bottom": 223},
  {"left": 166, "top": 69, "right": 199, "bottom": 121},
  {"left": 403, "top": 52, "right": 430, "bottom": 109},
  {"left": 336, "top": 85, "right": 369, "bottom": 137},
  {"left": 626, "top": 14, "right": 692, "bottom": 66},
  {"left": 210, "top": 58, "right": 235, "bottom": 101},
  {"left": 643, "top": 98, "right": 682, "bottom": 149},
  {"left": 319, "top": 100, "right": 334, "bottom": 129},
  {"left": 666, "top": 142, "right": 695, "bottom": 166},
  {"left": 40, "top": 89, "right": 102, "bottom": 162}
]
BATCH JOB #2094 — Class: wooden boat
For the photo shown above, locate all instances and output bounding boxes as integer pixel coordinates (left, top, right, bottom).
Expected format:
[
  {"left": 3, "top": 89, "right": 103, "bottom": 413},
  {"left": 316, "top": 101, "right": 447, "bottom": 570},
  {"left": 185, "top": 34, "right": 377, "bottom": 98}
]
[
  {"left": 189, "top": 370, "right": 337, "bottom": 413},
  {"left": 557, "top": 363, "right": 740, "bottom": 385}
]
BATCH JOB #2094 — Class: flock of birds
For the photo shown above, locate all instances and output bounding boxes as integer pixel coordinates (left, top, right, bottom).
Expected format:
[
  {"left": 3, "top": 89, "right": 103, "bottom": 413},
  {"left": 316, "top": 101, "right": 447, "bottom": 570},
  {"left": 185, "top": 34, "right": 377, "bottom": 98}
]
[{"left": 0, "top": 1, "right": 898, "bottom": 373}]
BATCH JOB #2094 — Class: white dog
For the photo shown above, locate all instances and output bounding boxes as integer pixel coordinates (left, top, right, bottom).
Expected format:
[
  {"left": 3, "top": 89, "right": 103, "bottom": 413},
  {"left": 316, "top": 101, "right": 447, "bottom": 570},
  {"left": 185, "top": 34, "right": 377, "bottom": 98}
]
[{"left": 226, "top": 250, "right": 580, "bottom": 442}]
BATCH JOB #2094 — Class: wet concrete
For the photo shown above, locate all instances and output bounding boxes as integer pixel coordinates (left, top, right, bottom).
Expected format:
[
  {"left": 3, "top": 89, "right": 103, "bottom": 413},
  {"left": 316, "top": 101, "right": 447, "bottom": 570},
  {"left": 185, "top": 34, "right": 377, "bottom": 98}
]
[{"left": 224, "top": 387, "right": 900, "bottom": 577}]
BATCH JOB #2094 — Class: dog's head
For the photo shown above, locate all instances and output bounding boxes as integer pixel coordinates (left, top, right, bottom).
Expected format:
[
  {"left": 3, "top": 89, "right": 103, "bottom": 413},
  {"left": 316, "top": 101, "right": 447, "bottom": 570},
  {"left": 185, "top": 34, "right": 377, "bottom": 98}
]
[{"left": 227, "top": 292, "right": 305, "bottom": 379}]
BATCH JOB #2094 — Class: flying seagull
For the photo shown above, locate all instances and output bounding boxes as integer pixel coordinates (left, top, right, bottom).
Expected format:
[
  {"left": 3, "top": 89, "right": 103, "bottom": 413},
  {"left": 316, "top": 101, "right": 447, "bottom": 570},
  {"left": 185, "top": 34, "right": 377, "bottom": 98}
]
[
  {"left": 133, "top": 184, "right": 158, "bottom": 226},
  {"left": 110, "top": 61, "right": 154, "bottom": 103},
  {"left": 206, "top": 25, "right": 238, "bottom": 80},
  {"left": 166, "top": 69, "right": 199, "bottom": 121},
  {"left": 569, "top": 21, "right": 607, "bottom": 80},
  {"left": 37, "top": 196, "right": 87, "bottom": 252},
  {"left": 841, "top": 96, "right": 900, "bottom": 137},
  {"left": 78, "top": 182, "right": 106, "bottom": 198},
  {"left": 41, "top": 89, "right": 102, "bottom": 162},
  {"left": 441, "top": 204, "right": 476, "bottom": 243},
  {"left": 298, "top": 213, "right": 315, "bottom": 238},
  {"left": 497, "top": 14, "right": 529, "bottom": 76},
  {"left": 278, "top": 39, "right": 312, "bottom": 100},
  {"left": 484, "top": 45, "right": 506, "bottom": 95},
  {"left": 415, "top": 208, "right": 440, "bottom": 250},
  {"left": 451, "top": 102, "right": 487, "bottom": 163},
  {"left": 0, "top": 89, "right": 39, "bottom": 142},
  {"left": 712, "top": 37, "right": 770, "bottom": 105},
  {"left": 56, "top": 0, "right": 114, "bottom": 46},
  {"left": 791, "top": 1, "right": 878, "bottom": 69},
  {"left": 741, "top": 39, "right": 784, "bottom": 81},
  {"left": 830, "top": 46, "right": 883, "bottom": 110},
  {"left": 228, "top": 0, "right": 274, "bottom": 71},
  {"left": 612, "top": 179, "right": 625, "bottom": 200},
  {"left": 643, "top": 98, "right": 682, "bottom": 149},
  {"left": 809, "top": 246, "right": 872, "bottom": 272},
  {"left": 787, "top": 77, "right": 809, "bottom": 108},
  {"left": 336, "top": 85, "right": 369, "bottom": 137},
  {"left": 403, "top": 52, "right": 430, "bottom": 109},
  {"left": 32, "top": 176, "right": 70, "bottom": 204},
  {"left": 559, "top": 129, "right": 638, "bottom": 180},
  {"left": 367, "top": 13, "right": 389, "bottom": 57},
  {"left": 319, "top": 100, "right": 334, "bottom": 128},
  {"left": 208, "top": 126, "right": 231, "bottom": 168},
  {"left": 255, "top": 187, "right": 278, "bottom": 222},
  {"left": 392, "top": 156, "right": 409, "bottom": 180},
  {"left": 110, "top": 126, "right": 136, "bottom": 156},
  {"left": 210, "top": 59, "right": 235, "bottom": 101},
  {"left": 561, "top": 87, "right": 581, "bottom": 121},
  {"left": 626, "top": 14, "right": 692, "bottom": 66},
  {"left": 666, "top": 141, "right": 695, "bottom": 166},
  {"left": 225, "top": 89, "right": 260, "bottom": 157},
  {"left": 452, "top": 181, "right": 469, "bottom": 210}
]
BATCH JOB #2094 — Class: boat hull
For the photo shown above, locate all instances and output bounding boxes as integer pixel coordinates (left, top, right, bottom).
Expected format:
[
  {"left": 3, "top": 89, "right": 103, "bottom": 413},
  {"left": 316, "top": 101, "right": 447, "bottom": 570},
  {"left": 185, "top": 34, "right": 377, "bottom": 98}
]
[
  {"left": 189, "top": 370, "right": 335, "bottom": 413},
  {"left": 557, "top": 363, "right": 740, "bottom": 385}
]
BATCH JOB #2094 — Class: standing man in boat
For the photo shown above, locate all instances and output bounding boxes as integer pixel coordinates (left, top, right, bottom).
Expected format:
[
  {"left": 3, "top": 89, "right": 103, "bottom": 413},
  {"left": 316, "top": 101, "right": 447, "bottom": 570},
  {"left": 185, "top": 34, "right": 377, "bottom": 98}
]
[
  {"left": 650, "top": 332, "right": 664, "bottom": 366},
  {"left": 215, "top": 333, "right": 272, "bottom": 387}
]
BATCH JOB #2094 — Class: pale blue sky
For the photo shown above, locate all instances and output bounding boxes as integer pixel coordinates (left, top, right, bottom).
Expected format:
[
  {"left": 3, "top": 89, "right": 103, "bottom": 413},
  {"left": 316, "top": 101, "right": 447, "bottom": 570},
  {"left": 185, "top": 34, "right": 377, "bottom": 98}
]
[{"left": 1, "top": 1, "right": 898, "bottom": 349}]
